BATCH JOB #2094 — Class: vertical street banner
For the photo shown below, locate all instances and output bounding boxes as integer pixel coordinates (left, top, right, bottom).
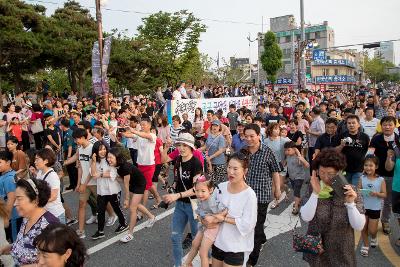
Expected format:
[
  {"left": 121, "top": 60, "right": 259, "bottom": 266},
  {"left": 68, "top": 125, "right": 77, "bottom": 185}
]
[
  {"left": 166, "top": 96, "right": 258, "bottom": 123},
  {"left": 92, "top": 36, "right": 112, "bottom": 95}
]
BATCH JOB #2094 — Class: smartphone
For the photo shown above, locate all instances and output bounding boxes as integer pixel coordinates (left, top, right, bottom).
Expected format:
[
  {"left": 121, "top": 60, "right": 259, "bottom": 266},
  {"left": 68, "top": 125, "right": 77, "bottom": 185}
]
[
  {"left": 330, "top": 174, "right": 349, "bottom": 199},
  {"left": 359, "top": 188, "right": 372, "bottom": 197}
]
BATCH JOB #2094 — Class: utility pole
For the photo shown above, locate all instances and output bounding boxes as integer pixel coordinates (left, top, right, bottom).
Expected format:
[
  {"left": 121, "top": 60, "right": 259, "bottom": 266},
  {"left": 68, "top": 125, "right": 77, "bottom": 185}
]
[
  {"left": 300, "top": 0, "right": 306, "bottom": 90},
  {"left": 95, "top": 0, "right": 109, "bottom": 110},
  {"left": 247, "top": 33, "right": 257, "bottom": 84}
]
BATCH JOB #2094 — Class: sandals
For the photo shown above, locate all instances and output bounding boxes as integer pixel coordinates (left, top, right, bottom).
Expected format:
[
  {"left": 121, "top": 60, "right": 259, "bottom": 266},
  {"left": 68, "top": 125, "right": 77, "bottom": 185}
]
[
  {"left": 292, "top": 206, "right": 299, "bottom": 215},
  {"left": 150, "top": 203, "right": 160, "bottom": 210},
  {"left": 270, "top": 200, "right": 279, "bottom": 209},
  {"left": 360, "top": 246, "right": 369, "bottom": 257},
  {"left": 370, "top": 238, "right": 378, "bottom": 248},
  {"left": 161, "top": 181, "right": 169, "bottom": 190}
]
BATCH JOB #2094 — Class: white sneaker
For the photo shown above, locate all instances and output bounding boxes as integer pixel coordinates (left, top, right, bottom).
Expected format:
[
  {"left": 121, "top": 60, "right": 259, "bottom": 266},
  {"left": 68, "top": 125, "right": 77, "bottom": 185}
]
[
  {"left": 370, "top": 238, "right": 378, "bottom": 248},
  {"left": 144, "top": 217, "right": 156, "bottom": 228},
  {"left": 76, "top": 230, "right": 86, "bottom": 239},
  {"left": 86, "top": 215, "right": 97, "bottom": 225},
  {"left": 106, "top": 216, "right": 118, "bottom": 227},
  {"left": 120, "top": 233, "right": 133, "bottom": 243}
]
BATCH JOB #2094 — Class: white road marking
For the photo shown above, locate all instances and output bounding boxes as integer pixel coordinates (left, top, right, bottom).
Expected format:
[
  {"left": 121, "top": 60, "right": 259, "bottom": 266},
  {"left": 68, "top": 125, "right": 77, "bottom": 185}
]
[
  {"left": 88, "top": 208, "right": 175, "bottom": 255},
  {"left": 182, "top": 202, "right": 300, "bottom": 267}
]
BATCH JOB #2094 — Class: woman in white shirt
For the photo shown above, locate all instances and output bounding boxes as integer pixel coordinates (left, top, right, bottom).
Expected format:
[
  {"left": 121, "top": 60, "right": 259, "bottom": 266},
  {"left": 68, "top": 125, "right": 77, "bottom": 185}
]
[
  {"left": 90, "top": 141, "right": 127, "bottom": 240},
  {"left": 34, "top": 148, "right": 65, "bottom": 223},
  {"left": 202, "top": 149, "right": 257, "bottom": 267}
]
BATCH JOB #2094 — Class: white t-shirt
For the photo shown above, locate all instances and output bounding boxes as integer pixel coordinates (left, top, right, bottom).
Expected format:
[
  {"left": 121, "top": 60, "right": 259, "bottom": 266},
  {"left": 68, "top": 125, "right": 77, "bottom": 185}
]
[
  {"left": 136, "top": 133, "right": 156, "bottom": 166},
  {"left": 360, "top": 118, "right": 379, "bottom": 139},
  {"left": 172, "top": 90, "right": 182, "bottom": 100},
  {"left": 92, "top": 159, "right": 121, "bottom": 196},
  {"left": 214, "top": 182, "right": 257, "bottom": 254},
  {"left": 78, "top": 143, "right": 96, "bottom": 185},
  {"left": 36, "top": 169, "right": 65, "bottom": 217}
]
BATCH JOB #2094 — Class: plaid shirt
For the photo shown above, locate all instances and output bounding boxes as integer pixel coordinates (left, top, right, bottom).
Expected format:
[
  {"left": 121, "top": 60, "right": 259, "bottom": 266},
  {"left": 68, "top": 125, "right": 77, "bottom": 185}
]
[{"left": 246, "top": 144, "right": 281, "bottom": 204}]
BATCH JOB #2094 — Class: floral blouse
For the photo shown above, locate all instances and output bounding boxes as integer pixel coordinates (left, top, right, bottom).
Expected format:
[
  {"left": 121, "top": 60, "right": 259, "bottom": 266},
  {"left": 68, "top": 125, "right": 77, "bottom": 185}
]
[{"left": 11, "top": 211, "right": 58, "bottom": 266}]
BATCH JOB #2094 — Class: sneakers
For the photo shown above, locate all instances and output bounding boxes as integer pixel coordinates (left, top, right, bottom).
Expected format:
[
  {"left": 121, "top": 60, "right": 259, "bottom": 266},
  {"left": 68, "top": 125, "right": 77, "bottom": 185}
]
[
  {"left": 106, "top": 216, "right": 118, "bottom": 227},
  {"left": 120, "top": 233, "right": 133, "bottom": 243},
  {"left": 66, "top": 218, "right": 78, "bottom": 226},
  {"left": 370, "top": 238, "right": 378, "bottom": 248},
  {"left": 144, "top": 217, "right": 156, "bottom": 228},
  {"left": 115, "top": 224, "right": 129, "bottom": 234},
  {"left": 76, "top": 230, "right": 86, "bottom": 239},
  {"left": 91, "top": 231, "right": 105, "bottom": 240},
  {"left": 86, "top": 215, "right": 98, "bottom": 225},
  {"left": 360, "top": 246, "right": 369, "bottom": 257}
]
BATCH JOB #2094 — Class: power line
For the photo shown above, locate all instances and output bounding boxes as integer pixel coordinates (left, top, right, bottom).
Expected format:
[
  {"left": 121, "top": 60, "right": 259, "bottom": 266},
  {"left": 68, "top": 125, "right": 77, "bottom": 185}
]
[{"left": 26, "top": 0, "right": 269, "bottom": 26}]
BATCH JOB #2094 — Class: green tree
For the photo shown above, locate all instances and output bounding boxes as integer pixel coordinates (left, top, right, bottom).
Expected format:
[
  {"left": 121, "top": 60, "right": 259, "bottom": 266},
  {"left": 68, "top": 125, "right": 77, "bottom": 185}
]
[
  {"left": 43, "top": 1, "right": 97, "bottom": 95},
  {"left": 0, "top": 0, "right": 46, "bottom": 92},
  {"left": 260, "top": 31, "right": 283, "bottom": 83},
  {"left": 137, "top": 10, "right": 206, "bottom": 86},
  {"left": 363, "top": 57, "right": 395, "bottom": 83}
]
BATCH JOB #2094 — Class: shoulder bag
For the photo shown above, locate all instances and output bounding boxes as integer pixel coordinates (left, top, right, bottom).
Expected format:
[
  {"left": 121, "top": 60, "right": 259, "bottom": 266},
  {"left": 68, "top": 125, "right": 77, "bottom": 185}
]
[{"left": 292, "top": 218, "right": 324, "bottom": 255}]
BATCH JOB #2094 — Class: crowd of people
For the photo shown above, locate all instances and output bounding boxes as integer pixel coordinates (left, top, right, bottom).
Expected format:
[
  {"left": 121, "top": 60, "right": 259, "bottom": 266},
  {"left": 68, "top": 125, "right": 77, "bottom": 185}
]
[{"left": 0, "top": 82, "right": 399, "bottom": 267}]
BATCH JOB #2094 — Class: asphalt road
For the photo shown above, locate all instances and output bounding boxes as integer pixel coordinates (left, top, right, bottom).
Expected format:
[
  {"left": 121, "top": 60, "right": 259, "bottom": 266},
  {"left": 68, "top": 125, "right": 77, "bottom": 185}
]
[{"left": 61, "top": 180, "right": 398, "bottom": 267}]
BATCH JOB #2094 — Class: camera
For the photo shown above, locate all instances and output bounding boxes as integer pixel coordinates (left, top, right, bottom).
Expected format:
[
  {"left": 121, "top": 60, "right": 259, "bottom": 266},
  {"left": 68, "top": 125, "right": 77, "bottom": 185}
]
[{"left": 158, "top": 201, "right": 169, "bottom": 209}]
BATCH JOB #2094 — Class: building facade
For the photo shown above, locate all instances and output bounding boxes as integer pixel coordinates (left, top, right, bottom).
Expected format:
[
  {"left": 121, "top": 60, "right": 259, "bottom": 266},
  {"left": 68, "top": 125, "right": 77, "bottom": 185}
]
[
  {"left": 258, "top": 15, "right": 335, "bottom": 86},
  {"left": 374, "top": 41, "right": 395, "bottom": 64},
  {"left": 311, "top": 49, "right": 358, "bottom": 90}
]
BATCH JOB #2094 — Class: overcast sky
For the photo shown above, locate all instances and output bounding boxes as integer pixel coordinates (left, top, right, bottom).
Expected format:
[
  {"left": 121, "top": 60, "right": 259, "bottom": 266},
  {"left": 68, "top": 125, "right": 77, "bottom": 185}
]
[{"left": 35, "top": 0, "right": 400, "bottom": 66}]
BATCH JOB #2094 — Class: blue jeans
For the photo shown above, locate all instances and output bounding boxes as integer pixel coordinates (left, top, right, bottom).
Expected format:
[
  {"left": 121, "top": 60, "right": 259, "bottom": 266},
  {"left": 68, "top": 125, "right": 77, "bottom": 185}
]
[
  {"left": 345, "top": 172, "right": 362, "bottom": 187},
  {"left": 171, "top": 201, "right": 198, "bottom": 267}
]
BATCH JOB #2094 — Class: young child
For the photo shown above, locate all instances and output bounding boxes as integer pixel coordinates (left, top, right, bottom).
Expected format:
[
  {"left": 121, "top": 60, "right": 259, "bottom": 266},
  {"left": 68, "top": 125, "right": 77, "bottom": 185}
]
[
  {"left": 7, "top": 117, "right": 22, "bottom": 145},
  {"left": 359, "top": 155, "right": 386, "bottom": 257},
  {"left": 90, "top": 141, "right": 127, "bottom": 240},
  {"left": 283, "top": 141, "right": 309, "bottom": 215},
  {"left": 183, "top": 176, "right": 227, "bottom": 267}
]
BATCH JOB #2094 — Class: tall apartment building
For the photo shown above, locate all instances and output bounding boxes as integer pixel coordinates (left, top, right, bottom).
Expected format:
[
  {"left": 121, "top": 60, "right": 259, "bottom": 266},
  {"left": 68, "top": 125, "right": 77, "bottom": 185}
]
[
  {"left": 374, "top": 41, "right": 395, "bottom": 64},
  {"left": 258, "top": 15, "right": 335, "bottom": 85}
]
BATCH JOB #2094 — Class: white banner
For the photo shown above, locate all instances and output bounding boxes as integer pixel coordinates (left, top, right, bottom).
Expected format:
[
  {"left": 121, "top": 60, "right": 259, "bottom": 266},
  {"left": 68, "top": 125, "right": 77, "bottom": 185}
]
[{"left": 167, "top": 96, "right": 259, "bottom": 122}]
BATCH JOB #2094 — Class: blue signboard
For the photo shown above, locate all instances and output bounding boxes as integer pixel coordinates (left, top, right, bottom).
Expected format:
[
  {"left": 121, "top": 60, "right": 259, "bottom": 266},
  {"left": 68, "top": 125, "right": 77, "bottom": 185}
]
[
  {"left": 315, "top": 75, "right": 356, "bottom": 83},
  {"left": 313, "top": 50, "right": 326, "bottom": 60},
  {"left": 313, "top": 59, "right": 355, "bottom": 68}
]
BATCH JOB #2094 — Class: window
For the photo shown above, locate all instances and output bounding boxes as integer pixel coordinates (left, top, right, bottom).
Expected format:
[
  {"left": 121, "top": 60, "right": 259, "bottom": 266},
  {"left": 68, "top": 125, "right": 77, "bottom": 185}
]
[
  {"left": 334, "top": 69, "right": 339, "bottom": 75},
  {"left": 285, "top": 36, "right": 291, "bottom": 43},
  {"left": 315, "top": 31, "right": 320, "bottom": 39},
  {"left": 323, "top": 68, "right": 329, "bottom": 76}
]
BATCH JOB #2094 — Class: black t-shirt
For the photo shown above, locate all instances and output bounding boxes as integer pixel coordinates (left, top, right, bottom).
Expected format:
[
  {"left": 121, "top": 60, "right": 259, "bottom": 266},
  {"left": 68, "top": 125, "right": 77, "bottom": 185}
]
[
  {"left": 182, "top": 120, "right": 192, "bottom": 132},
  {"left": 175, "top": 156, "right": 203, "bottom": 203},
  {"left": 338, "top": 132, "right": 370, "bottom": 172},
  {"left": 265, "top": 115, "right": 282, "bottom": 125},
  {"left": 117, "top": 162, "right": 147, "bottom": 191},
  {"left": 44, "top": 127, "right": 60, "bottom": 148},
  {"left": 370, "top": 134, "right": 400, "bottom": 177},
  {"left": 287, "top": 130, "right": 303, "bottom": 150},
  {"left": 315, "top": 133, "right": 340, "bottom": 150}
]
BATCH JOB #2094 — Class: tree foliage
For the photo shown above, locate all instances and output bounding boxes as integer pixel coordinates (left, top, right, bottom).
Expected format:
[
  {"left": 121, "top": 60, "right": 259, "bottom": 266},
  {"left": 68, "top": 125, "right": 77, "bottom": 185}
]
[
  {"left": 260, "top": 31, "right": 283, "bottom": 83},
  {"left": 363, "top": 56, "right": 397, "bottom": 83},
  {"left": 0, "top": 2, "right": 208, "bottom": 96}
]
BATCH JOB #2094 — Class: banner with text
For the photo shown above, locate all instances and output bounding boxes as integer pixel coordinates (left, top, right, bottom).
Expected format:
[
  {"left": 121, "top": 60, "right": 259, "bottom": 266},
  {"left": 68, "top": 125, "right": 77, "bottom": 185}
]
[
  {"left": 166, "top": 96, "right": 258, "bottom": 123},
  {"left": 92, "top": 36, "right": 112, "bottom": 95}
]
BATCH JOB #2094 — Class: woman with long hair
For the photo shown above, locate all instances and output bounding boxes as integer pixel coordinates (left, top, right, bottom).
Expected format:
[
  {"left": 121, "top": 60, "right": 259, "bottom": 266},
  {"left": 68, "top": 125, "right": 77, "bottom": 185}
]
[
  {"left": 194, "top": 108, "right": 204, "bottom": 134},
  {"left": 156, "top": 114, "right": 171, "bottom": 143},
  {"left": 6, "top": 136, "right": 28, "bottom": 179}
]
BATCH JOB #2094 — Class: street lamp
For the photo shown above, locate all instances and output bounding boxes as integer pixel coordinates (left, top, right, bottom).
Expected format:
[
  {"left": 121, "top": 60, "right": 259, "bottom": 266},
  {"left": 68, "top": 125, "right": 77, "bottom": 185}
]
[{"left": 247, "top": 33, "right": 257, "bottom": 85}]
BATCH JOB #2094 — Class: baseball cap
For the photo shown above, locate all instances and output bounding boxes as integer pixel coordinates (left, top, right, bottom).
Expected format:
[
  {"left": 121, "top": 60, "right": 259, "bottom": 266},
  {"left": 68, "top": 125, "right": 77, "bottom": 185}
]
[
  {"left": 211, "top": 120, "right": 221, "bottom": 126},
  {"left": 175, "top": 133, "right": 196, "bottom": 149}
]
